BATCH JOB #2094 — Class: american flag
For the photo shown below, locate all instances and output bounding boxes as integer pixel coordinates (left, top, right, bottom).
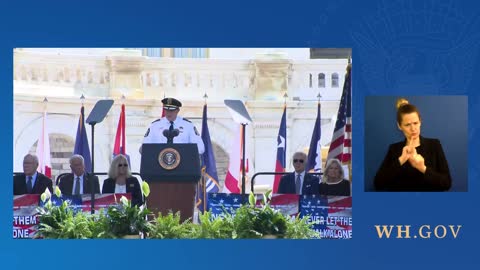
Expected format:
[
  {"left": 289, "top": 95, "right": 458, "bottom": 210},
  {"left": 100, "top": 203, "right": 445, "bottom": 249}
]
[
  {"left": 327, "top": 63, "right": 352, "bottom": 163},
  {"left": 207, "top": 193, "right": 298, "bottom": 217},
  {"left": 299, "top": 195, "right": 352, "bottom": 239}
]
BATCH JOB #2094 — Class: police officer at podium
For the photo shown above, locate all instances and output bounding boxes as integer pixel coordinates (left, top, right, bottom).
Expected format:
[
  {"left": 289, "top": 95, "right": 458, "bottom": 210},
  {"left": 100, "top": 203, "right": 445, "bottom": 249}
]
[{"left": 142, "top": 97, "right": 205, "bottom": 154}]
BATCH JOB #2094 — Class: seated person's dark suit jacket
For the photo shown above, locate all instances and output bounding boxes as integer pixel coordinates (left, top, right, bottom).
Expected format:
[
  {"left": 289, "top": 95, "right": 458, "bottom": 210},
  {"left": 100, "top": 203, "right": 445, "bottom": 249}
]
[
  {"left": 277, "top": 172, "right": 320, "bottom": 195},
  {"left": 58, "top": 173, "right": 100, "bottom": 195},
  {"left": 102, "top": 177, "right": 144, "bottom": 207},
  {"left": 13, "top": 173, "right": 53, "bottom": 195}
]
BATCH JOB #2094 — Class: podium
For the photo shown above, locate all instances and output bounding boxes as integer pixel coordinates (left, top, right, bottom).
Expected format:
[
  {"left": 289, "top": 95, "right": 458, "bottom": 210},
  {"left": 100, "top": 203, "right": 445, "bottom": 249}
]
[{"left": 140, "top": 143, "right": 201, "bottom": 222}]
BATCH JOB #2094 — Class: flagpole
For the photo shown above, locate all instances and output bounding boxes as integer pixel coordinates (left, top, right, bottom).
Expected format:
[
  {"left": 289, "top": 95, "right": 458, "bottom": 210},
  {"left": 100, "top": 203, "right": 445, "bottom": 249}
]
[
  {"left": 121, "top": 95, "right": 126, "bottom": 155},
  {"left": 346, "top": 58, "right": 352, "bottom": 180},
  {"left": 202, "top": 92, "right": 208, "bottom": 212},
  {"left": 241, "top": 123, "right": 247, "bottom": 195}
]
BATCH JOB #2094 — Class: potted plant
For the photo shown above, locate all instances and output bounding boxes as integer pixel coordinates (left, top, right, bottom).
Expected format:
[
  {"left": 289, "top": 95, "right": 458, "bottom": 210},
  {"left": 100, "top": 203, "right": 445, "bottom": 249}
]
[
  {"left": 231, "top": 191, "right": 288, "bottom": 239},
  {"left": 36, "top": 187, "right": 94, "bottom": 239},
  {"left": 104, "top": 196, "right": 151, "bottom": 238},
  {"left": 229, "top": 190, "right": 319, "bottom": 239}
]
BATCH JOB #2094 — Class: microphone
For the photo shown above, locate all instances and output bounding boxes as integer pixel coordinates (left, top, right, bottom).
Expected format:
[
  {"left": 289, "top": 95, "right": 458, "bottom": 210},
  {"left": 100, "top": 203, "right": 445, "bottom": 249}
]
[{"left": 163, "top": 129, "right": 180, "bottom": 144}]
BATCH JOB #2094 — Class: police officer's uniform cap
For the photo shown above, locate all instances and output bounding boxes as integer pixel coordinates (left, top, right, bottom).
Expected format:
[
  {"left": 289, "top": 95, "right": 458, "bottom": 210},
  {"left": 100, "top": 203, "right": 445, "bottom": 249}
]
[{"left": 162, "top": 97, "right": 182, "bottom": 111}]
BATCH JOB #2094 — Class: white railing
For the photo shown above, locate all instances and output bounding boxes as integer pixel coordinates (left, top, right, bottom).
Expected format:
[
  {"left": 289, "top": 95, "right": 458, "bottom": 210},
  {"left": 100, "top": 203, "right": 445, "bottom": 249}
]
[{"left": 14, "top": 49, "right": 348, "bottom": 101}]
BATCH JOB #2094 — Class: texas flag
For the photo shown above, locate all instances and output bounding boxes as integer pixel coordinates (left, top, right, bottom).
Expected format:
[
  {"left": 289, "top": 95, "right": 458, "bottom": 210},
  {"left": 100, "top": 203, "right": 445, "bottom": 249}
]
[{"left": 272, "top": 105, "right": 286, "bottom": 193}]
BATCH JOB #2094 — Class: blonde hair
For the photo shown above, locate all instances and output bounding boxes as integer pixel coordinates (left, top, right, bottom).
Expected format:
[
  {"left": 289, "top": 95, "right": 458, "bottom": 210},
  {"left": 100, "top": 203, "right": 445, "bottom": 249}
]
[
  {"left": 396, "top": 98, "right": 421, "bottom": 125},
  {"left": 108, "top": 154, "right": 132, "bottom": 179},
  {"left": 396, "top": 98, "right": 409, "bottom": 109},
  {"left": 323, "top": 158, "right": 344, "bottom": 183}
]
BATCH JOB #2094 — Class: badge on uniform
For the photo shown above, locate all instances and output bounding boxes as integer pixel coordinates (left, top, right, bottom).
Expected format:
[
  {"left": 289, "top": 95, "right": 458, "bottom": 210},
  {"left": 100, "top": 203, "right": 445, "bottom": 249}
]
[
  {"left": 194, "top": 126, "right": 199, "bottom": 135},
  {"left": 144, "top": 128, "right": 150, "bottom": 137}
]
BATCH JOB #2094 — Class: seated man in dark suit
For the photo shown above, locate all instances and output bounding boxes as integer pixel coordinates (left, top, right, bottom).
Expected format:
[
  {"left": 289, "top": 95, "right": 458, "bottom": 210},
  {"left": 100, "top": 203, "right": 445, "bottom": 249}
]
[
  {"left": 14, "top": 154, "right": 53, "bottom": 195},
  {"left": 278, "top": 152, "right": 319, "bottom": 195},
  {"left": 58, "top": 154, "right": 100, "bottom": 195}
]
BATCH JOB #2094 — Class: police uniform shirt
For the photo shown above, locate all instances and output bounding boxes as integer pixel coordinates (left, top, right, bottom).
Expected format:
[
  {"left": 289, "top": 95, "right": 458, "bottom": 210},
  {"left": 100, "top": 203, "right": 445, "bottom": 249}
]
[{"left": 143, "top": 116, "right": 205, "bottom": 154}]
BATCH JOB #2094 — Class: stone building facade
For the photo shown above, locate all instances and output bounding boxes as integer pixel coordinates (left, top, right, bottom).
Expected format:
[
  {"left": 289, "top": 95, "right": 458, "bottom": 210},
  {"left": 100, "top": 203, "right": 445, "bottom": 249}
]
[{"left": 14, "top": 48, "right": 349, "bottom": 190}]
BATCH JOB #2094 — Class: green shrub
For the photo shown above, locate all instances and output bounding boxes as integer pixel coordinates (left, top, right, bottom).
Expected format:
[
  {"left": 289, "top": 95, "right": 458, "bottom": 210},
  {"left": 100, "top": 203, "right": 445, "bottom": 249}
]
[
  {"left": 37, "top": 201, "right": 93, "bottom": 239},
  {"left": 148, "top": 212, "right": 192, "bottom": 239},
  {"left": 104, "top": 196, "right": 151, "bottom": 238}
]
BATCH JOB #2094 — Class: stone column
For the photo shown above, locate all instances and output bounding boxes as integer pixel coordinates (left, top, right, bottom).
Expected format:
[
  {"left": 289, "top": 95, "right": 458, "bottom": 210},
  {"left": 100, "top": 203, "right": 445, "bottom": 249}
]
[
  {"left": 106, "top": 55, "right": 146, "bottom": 99},
  {"left": 253, "top": 56, "right": 291, "bottom": 101}
]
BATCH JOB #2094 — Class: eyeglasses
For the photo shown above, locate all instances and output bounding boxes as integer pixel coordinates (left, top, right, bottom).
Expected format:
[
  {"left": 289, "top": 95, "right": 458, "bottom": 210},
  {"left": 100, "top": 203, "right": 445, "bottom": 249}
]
[
  {"left": 118, "top": 164, "right": 128, "bottom": 168},
  {"left": 293, "top": 159, "right": 304, "bottom": 163}
]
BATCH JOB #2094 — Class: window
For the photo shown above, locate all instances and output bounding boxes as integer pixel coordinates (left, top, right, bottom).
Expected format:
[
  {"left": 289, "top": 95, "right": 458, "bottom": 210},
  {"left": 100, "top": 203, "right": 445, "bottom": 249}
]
[
  {"left": 318, "top": 73, "right": 325, "bottom": 88},
  {"left": 309, "top": 73, "right": 313, "bottom": 88},
  {"left": 332, "top": 73, "right": 339, "bottom": 87},
  {"left": 173, "top": 48, "right": 208, "bottom": 58},
  {"left": 130, "top": 48, "right": 162, "bottom": 57}
]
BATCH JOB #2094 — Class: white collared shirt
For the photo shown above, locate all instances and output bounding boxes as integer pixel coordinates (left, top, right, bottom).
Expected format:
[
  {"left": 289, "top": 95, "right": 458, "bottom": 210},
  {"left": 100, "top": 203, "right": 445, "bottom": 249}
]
[
  {"left": 115, "top": 183, "right": 127, "bottom": 194},
  {"left": 142, "top": 116, "right": 205, "bottom": 154}
]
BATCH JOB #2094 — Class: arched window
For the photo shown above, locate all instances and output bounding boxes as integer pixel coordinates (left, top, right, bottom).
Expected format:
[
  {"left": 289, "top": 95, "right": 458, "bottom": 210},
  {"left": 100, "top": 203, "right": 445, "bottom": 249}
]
[
  {"left": 318, "top": 73, "right": 325, "bottom": 88},
  {"left": 332, "top": 73, "right": 339, "bottom": 87}
]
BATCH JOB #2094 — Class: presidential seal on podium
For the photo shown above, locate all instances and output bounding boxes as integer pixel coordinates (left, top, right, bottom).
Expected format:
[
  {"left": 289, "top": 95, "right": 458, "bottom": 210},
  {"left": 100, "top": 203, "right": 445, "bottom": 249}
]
[{"left": 158, "top": 148, "right": 181, "bottom": 170}]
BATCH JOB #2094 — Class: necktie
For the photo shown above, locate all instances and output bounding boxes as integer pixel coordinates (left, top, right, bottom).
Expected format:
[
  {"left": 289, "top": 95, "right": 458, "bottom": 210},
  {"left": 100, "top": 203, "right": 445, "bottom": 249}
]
[
  {"left": 74, "top": 177, "right": 80, "bottom": 195},
  {"left": 295, "top": 174, "right": 301, "bottom": 194},
  {"left": 26, "top": 176, "right": 32, "bottom": 193},
  {"left": 168, "top": 121, "right": 174, "bottom": 143}
]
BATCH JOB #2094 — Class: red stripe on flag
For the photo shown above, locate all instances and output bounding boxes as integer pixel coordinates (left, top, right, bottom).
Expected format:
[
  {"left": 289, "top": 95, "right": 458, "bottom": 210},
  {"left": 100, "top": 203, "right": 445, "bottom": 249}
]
[
  {"left": 45, "top": 166, "right": 52, "bottom": 178},
  {"left": 343, "top": 139, "right": 351, "bottom": 147},
  {"left": 341, "top": 154, "right": 351, "bottom": 163},
  {"left": 329, "top": 135, "right": 345, "bottom": 149},
  {"left": 345, "top": 124, "right": 352, "bottom": 132},
  {"left": 224, "top": 172, "right": 240, "bottom": 193},
  {"left": 273, "top": 160, "right": 284, "bottom": 193}
]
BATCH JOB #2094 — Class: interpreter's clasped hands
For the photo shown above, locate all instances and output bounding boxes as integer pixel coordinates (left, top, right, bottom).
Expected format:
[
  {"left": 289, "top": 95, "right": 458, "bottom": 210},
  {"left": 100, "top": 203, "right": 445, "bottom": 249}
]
[{"left": 398, "top": 138, "right": 427, "bottom": 173}]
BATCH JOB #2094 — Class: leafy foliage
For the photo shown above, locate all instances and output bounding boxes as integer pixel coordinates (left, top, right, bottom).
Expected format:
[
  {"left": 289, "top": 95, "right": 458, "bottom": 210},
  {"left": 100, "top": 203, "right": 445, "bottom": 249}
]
[
  {"left": 37, "top": 201, "right": 93, "bottom": 239},
  {"left": 148, "top": 212, "right": 192, "bottom": 239},
  {"left": 193, "top": 211, "right": 234, "bottom": 239},
  {"left": 232, "top": 192, "right": 288, "bottom": 238},
  {"left": 36, "top": 190, "right": 318, "bottom": 239},
  {"left": 285, "top": 214, "right": 320, "bottom": 239},
  {"left": 104, "top": 196, "right": 151, "bottom": 237}
]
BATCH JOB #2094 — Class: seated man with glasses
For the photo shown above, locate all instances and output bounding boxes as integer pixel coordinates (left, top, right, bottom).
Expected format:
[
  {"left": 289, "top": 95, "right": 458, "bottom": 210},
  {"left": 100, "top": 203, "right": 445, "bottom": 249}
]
[
  {"left": 277, "top": 151, "right": 319, "bottom": 195},
  {"left": 102, "top": 154, "right": 143, "bottom": 207},
  {"left": 58, "top": 154, "right": 100, "bottom": 196}
]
